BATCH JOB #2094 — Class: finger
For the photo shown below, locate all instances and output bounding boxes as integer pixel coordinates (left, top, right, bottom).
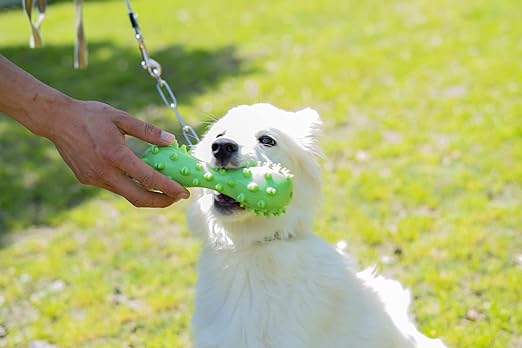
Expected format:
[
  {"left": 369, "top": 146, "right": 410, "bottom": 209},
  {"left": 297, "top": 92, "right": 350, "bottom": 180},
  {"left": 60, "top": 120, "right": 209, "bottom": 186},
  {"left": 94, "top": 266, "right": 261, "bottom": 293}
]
[
  {"left": 108, "top": 145, "right": 190, "bottom": 199},
  {"left": 115, "top": 113, "right": 175, "bottom": 145},
  {"left": 104, "top": 171, "right": 180, "bottom": 208}
]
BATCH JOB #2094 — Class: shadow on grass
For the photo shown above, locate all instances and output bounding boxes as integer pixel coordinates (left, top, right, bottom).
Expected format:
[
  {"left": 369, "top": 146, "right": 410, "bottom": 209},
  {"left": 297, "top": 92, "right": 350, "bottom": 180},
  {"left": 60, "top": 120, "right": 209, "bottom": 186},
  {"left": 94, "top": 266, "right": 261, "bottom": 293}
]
[{"left": 0, "top": 41, "right": 249, "bottom": 240}]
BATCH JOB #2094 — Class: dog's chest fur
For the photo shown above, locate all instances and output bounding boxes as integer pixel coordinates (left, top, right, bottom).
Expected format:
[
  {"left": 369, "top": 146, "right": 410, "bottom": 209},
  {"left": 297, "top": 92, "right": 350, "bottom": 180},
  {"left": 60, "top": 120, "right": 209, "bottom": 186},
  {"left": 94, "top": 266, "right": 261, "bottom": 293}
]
[{"left": 192, "top": 236, "right": 407, "bottom": 348}]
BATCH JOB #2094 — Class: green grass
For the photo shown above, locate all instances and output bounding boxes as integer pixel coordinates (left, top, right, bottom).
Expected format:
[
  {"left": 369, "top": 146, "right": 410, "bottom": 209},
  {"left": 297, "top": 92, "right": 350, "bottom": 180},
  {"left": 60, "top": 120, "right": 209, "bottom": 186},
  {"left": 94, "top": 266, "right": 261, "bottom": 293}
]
[{"left": 0, "top": 0, "right": 521, "bottom": 347}]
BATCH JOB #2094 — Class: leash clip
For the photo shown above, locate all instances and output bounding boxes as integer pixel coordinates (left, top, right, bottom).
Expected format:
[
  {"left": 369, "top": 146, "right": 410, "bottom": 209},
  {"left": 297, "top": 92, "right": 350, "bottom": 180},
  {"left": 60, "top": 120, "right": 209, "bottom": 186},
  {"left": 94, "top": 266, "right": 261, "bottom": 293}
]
[{"left": 125, "top": 0, "right": 199, "bottom": 146}]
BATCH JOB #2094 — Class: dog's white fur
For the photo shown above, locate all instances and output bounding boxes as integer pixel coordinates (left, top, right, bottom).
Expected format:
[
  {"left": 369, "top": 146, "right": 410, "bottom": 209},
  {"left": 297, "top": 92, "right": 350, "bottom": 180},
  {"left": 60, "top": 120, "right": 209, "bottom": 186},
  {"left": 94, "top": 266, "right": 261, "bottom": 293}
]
[{"left": 188, "top": 103, "right": 448, "bottom": 348}]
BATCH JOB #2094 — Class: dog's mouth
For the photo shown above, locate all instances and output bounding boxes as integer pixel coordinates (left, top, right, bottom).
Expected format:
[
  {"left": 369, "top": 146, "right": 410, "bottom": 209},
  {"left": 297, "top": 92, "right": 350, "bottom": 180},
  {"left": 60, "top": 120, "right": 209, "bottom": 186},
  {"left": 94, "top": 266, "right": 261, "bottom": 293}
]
[
  {"left": 213, "top": 192, "right": 244, "bottom": 215},
  {"left": 214, "top": 192, "right": 239, "bottom": 206}
]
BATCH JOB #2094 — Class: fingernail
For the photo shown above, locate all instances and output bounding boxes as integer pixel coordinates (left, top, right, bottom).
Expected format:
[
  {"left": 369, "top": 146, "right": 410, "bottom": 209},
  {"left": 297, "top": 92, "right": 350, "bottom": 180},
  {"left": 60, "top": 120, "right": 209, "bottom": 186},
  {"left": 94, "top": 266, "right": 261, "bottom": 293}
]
[
  {"left": 180, "top": 190, "right": 190, "bottom": 200},
  {"left": 160, "top": 131, "right": 175, "bottom": 144}
]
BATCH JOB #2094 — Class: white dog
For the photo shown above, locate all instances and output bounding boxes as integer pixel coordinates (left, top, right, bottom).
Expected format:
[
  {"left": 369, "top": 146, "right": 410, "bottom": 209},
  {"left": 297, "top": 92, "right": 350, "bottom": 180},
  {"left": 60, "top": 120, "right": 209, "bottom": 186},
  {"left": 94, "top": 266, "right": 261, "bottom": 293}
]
[{"left": 188, "top": 103, "right": 448, "bottom": 348}]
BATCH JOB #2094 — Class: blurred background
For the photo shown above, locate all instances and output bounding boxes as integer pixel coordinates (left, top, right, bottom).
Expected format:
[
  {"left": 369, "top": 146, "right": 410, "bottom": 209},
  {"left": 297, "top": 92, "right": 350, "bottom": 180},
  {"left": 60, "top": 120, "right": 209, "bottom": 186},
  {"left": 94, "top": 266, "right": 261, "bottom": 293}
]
[{"left": 0, "top": 0, "right": 521, "bottom": 347}]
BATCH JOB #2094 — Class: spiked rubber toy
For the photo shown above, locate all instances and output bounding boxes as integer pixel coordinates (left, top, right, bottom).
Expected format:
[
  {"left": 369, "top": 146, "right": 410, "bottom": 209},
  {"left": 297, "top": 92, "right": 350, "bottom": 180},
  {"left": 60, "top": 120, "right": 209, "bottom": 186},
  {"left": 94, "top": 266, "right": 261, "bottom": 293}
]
[{"left": 142, "top": 143, "right": 293, "bottom": 216}]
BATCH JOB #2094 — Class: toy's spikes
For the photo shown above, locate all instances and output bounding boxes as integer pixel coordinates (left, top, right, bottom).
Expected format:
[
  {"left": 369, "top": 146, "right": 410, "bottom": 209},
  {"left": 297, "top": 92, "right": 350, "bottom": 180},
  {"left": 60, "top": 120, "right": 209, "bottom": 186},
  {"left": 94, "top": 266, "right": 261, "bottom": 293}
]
[{"left": 142, "top": 143, "right": 293, "bottom": 216}]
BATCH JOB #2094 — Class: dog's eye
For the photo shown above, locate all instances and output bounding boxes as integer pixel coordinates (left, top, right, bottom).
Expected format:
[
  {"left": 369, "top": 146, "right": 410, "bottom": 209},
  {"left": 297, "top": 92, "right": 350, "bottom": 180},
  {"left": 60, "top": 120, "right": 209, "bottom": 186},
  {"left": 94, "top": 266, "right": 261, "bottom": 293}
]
[{"left": 258, "top": 135, "right": 277, "bottom": 147}]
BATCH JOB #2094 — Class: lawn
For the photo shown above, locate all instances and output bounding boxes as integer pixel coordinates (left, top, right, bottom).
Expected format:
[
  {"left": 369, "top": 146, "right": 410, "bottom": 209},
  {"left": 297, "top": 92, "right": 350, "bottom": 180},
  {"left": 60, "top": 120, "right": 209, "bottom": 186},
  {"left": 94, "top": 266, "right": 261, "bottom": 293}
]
[{"left": 0, "top": 0, "right": 521, "bottom": 347}]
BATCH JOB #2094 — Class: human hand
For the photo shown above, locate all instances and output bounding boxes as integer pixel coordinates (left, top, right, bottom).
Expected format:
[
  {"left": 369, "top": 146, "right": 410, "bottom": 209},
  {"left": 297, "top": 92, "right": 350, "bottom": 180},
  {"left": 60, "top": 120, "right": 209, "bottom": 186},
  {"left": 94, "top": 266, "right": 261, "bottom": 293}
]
[{"left": 46, "top": 99, "right": 190, "bottom": 208}]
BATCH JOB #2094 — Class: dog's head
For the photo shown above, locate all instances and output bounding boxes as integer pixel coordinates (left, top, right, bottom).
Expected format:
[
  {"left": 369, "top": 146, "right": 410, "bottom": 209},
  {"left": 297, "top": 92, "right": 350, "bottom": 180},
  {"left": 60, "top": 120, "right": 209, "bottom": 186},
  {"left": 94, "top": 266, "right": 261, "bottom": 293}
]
[{"left": 189, "top": 103, "right": 323, "bottom": 247}]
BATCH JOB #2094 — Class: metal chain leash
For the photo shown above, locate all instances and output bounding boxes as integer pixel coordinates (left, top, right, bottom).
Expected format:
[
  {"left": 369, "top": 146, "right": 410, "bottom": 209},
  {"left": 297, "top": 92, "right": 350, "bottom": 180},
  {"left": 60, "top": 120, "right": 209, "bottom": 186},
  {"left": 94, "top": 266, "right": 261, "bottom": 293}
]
[{"left": 124, "top": 0, "right": 200, "bottom": 145}]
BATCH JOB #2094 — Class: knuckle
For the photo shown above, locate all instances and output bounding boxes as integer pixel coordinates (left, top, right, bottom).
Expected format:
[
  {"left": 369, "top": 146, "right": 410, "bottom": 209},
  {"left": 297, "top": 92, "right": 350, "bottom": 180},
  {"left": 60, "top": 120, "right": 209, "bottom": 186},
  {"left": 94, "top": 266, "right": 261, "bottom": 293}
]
[
  {"left": 137, "top": 172, "right": 156, "bottom": 189},
  {"left": 114, "top": 112, "right": 128, "bottom": 125},
  {"left": 144, "top": 122, "right": 160, "bottom": 137}
]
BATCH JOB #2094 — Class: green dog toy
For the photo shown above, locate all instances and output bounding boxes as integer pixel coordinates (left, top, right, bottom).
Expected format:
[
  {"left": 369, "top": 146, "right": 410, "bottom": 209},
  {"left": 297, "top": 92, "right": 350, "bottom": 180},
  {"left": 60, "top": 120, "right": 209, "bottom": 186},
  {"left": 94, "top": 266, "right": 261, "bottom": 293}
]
[{"left": 142, "top": 142, "right": 293, "bottom": 216}]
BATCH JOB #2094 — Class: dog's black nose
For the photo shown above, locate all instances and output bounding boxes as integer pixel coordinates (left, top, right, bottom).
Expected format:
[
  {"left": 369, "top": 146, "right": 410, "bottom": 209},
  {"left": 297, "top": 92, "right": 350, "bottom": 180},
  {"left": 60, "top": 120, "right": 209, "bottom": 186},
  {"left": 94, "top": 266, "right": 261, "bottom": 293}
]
[{"left": 211, "top": 138, "right": 239, "bottom": 161}]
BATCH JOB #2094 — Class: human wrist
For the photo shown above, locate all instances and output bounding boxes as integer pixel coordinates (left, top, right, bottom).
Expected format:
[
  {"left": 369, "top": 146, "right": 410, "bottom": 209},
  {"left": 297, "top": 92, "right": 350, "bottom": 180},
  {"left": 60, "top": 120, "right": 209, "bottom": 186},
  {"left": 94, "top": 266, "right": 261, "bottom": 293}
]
[
  {"left": 27, "top": 89, "right": 77, "bottom": 140},
  {"left": 0, "top": 56, "right": 77, "bottom": 139}
]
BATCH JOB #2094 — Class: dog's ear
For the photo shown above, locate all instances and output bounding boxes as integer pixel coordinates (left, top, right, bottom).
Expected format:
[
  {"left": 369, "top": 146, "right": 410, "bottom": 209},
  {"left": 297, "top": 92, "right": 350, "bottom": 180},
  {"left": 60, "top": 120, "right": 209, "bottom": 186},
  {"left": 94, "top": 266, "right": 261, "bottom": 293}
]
[
  {"left": 294, "top": 107, "right": 324, "bottom": 158},
  {"left": 282, "top": 108, "right": 323, "bottom": 215}
]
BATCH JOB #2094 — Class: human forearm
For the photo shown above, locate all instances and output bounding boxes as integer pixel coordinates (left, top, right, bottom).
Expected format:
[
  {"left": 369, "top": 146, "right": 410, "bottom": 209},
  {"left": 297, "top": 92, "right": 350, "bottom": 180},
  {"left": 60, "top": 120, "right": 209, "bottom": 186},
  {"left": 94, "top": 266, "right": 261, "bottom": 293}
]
[
  {"left": 0, "top": 54, "right": 72, "bottom": 138},
  {"left": 0, "top": 55, "right": 189, "bottom": 206}
]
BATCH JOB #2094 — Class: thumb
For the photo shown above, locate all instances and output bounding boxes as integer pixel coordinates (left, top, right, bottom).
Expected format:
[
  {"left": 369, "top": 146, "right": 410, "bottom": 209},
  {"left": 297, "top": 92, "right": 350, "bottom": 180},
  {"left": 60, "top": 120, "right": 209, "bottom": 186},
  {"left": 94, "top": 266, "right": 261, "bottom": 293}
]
[{"left": 116, "top": 114, "right": 175, "bottom": 145}]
